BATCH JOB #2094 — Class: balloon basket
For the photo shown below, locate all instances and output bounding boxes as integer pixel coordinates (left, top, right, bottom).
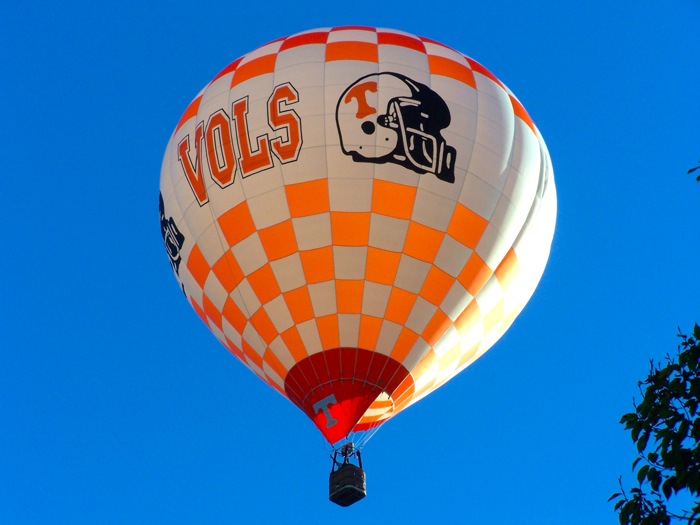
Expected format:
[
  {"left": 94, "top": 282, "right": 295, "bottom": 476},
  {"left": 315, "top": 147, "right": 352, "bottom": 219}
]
[
  {"left": 329, "top": 443, "right": 366, "bottom": 507},
  {"left": 329, "top": 464, "right": 366, "bottom": 507}
]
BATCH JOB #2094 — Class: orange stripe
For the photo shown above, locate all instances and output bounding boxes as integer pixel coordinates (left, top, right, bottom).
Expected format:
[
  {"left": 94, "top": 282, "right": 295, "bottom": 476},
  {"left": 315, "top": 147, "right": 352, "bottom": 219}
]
[
  {"left": 465, "top": 57, "right": 503, "bottom": 87},
  {"left": 175, "top": 95, "right": 201, "bottom": 133},
  {"left": 377, "top": 32, "right": 425, "bottom": 53},
  {"left": 510, "top": 94, "right": 536, "bottom": 134},
  {"left": 428, "top": 55, "right": 476, "bottom": 88},
  {"left": 326, "top": 42, "right": 378, "bottom": 63},
  {"left": 280, "top": 31, "right": 328, "bottom": 50},
  {"left": 231, "top": 54, "right": 277, "bottom": 88},
  {"left": 186, "top": 244, "right": 210, "bottom": 289},
  {"left": 212, "top": 57, "right": 242, "bottom": 82},
  {"left": 331, "top": 25, "right": 376, "bottom": 32}
]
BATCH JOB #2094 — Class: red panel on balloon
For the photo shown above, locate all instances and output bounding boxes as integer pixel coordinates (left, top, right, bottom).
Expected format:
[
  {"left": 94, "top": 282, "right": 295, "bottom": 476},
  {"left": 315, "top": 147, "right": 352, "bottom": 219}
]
[{"left": 284, "top": 348, "right": 411, "bottom": 444}]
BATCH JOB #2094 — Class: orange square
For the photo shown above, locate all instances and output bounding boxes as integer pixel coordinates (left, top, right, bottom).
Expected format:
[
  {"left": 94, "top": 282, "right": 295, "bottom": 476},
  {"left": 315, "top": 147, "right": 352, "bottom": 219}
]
[
  {"left": 218, "top": 201, "right": 257, "bottom": 247},
  {"left": 510, "top": 95, "right": 536, "bottom": 134},
  {"left": 212, "top": 250, "right": 244, "bottom": 293},
  {"left": 371, "top": 180, "right": 416, "bottom": 219},
  {"left": 326, "top": 41, "right": 378, "bottom": 63},
  {"left": 186, "top": 243, "right": 210, "bottom": 289},
  {"left": 377, "top": 32, "right": 425, "bottom": 53},
  {"left": 231, "top": 54, "right": 277, "bottom": 88},
  {"left": 365, "top": 247, "right": 401, "bottom": 285},
  {"left": 402, "top": 221, "right": 444, "bottom": 263},
  {"left": 384, "top": 287, "right": 417, "bottom": 325},
  {"left": 422, "top": 308, "right": 451, "bottom": 347},
  {"left": 190, "top": 296, "right": 207, "bottom": 325},
  {"left": 454, "top": 300, "right": 480, "bottom": 336},
  {"left": 494, "top": 248, "right": 520, "bottom": 290},
  {"left": 457, "top": 253, "right": 493, "bottom": 296},
  {"left": 420, "top": 266, "right": 454, "bottom": 306},
  {"left": 427, "top": 55, "right": 476, "bottom": 88},
  {"left": 390, "top": 327, "right": 419, "bottom": 362},
  {"left": 299, "top": 246, "right": 334, "bottom": 283},
  {"left": 316, "top": 314, "right": 340, "bottom": 350},
  {"left": 247, "top": 264, "right": 282, "bottom": 305},
  {"left": 280, "top": 31, "right": 329, "bottom": 51},
  {"left": 222, "top": 297, "right": 248, "bottom": 334},
  {"left": 286, "top": 179, "right": 330, "bottom": 217},
  {"left": 409, "top": 350, "right": 437, "bottom": 387},
  {"left": 280, "top": 325, "right": 308, "bottom": 362},
  {"left": 223, "top": 336, "right": 245, "bottom": 362},
  {"left": 283, "top": 286, "right": 315, "bottom": 324},
  {"left": 263, "top": 350, "right": 289, "bottom": 381},
  {"left": 390, "top": 375, "right": 415, "bottom": 406},
  {"left": 175, "top": 95, "right": 201, "bottom": 133},
  {"left": 250, "top": 307, "right": 278, "bottom": 345},
  {"left": 331, "top": 212, "right": 370, "bottom": 246},
  {"left": 242, "top": 339, "right": 264, "bottom": 369},
  {"left": 336, "top": 280, "right": 364, "bottom": 314},
  {"left": 202, "top": 294, "right": 223, "bottom": 330},
  {"left": 358, "top": 315, "right": 383, "bottom": 351},
  {"left": 447, "top": 203, "right": 488, "bottom": 249},
  {"left": 258, "top": 220, "right": 298, "bottom": 261}
]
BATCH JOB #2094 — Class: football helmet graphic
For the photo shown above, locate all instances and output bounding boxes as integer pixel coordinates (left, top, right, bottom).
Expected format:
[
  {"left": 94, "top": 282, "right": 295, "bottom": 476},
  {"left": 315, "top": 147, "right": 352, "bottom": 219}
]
[{"left": 336, "top": 72, "right": 456, "bottom": 183}]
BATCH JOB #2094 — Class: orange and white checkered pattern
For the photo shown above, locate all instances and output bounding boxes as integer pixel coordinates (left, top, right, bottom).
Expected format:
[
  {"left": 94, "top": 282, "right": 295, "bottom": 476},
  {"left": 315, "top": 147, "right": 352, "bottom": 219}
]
[{"left": 160, "top": 26, "right": 556, "bottom": 443}]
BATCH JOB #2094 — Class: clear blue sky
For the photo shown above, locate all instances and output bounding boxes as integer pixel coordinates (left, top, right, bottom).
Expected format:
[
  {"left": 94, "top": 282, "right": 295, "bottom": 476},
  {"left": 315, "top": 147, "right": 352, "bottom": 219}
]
[{"left": 2, "top": 1, "right": 699, "bottom": 523}]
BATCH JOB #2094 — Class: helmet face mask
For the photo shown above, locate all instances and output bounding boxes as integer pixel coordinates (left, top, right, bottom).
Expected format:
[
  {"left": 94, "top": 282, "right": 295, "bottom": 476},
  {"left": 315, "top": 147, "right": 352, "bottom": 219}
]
[{"left": 336, "top": 72, "right": 456, "bottom": 183}]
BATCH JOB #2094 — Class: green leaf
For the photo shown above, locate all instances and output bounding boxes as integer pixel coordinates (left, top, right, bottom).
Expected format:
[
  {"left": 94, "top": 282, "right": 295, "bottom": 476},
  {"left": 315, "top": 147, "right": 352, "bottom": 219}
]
[{"left": 638, "top": 464, "right": 650, "bottom": 484}]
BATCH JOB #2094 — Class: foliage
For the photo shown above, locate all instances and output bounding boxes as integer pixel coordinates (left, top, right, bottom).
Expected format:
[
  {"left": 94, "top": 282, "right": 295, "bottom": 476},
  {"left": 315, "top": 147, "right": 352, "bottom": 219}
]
[{"left": 611, "top": 325, "right": 700, "bottom": 524}]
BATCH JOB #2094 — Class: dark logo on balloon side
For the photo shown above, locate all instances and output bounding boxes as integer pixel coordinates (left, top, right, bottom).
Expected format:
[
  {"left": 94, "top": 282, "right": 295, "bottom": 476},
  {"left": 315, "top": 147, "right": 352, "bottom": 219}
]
[
  {"left": 159, "top": 193, "right": 185, "bottom": 276},
  {"left": 336, "top": 72, "right": 456, "bottom": 183}
]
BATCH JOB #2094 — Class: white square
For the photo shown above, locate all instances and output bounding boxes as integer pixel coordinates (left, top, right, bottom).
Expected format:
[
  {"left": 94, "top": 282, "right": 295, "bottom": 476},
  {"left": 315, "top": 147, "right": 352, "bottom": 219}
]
[
  {"left": 293, "top": 213, "right": 332, "bottom": 250},
  {"left": 333, "top": 246, "right": 367, "bottom": 280}
]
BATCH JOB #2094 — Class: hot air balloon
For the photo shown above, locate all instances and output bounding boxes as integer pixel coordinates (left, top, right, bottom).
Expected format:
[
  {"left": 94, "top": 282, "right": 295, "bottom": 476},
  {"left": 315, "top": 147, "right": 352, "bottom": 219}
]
[{"left": 159, "top": 26, "right": 556, "bottom": 506}]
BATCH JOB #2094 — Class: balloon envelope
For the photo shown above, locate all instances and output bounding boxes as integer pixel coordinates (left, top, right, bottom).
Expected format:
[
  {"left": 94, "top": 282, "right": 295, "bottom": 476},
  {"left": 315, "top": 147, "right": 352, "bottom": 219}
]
[{"left": 159, "top": 26, "right": 556, "bottom": 446}]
